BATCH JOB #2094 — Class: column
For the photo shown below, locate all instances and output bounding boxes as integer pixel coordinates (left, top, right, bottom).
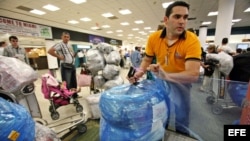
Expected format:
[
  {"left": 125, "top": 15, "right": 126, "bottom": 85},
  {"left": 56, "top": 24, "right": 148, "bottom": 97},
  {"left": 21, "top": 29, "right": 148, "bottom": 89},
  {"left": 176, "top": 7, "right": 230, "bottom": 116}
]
[
  {"left": 198, "top": 26, "right": 208, "bottom": 49},
  {"left": 214, "top": 0, "right": 235, "bottom": 46}
]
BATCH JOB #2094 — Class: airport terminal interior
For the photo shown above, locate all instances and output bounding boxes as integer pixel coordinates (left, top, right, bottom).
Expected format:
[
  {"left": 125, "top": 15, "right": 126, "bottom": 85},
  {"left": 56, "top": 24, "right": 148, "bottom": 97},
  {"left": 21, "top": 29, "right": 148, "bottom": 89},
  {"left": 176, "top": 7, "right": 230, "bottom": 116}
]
[{"left": 0, "top": 0, "right": 250, "bottom": 141}]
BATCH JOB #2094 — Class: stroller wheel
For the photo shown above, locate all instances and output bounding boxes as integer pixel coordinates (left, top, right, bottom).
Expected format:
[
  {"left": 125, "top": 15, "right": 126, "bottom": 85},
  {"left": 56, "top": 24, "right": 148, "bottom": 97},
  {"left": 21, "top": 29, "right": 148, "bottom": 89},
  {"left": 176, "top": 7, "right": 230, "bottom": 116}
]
[
  {"left": 212, "top": 103, "right": 223, "bottom": 115},
  {"left": 49, "top": 105, "right": 54, "bottom": 113},
  {"left": 77, "top": 123, "right": 87, "bottom": 134},
  {"left": 51, "top": 112, "right": 60, "bottom": 120},
  {"left": 206, "top": 96, "right": 215, "bottom": 104},
  {"left": 76, "top": 104, "right": 83, "bottom": 113}
]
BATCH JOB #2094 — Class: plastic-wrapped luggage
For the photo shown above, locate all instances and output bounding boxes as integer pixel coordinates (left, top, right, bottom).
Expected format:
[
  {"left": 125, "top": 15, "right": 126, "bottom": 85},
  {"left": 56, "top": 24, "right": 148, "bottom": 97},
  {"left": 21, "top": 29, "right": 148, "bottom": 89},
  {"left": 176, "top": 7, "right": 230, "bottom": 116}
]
[
  {"left": 0, "top": 56, "right": 38, "bottom": 92},
  {"left": 0, "top": 97, "right": 35, "bottom": 141},
  {"left": 99, "top": 78, "right": 169, "bottom": 141}
]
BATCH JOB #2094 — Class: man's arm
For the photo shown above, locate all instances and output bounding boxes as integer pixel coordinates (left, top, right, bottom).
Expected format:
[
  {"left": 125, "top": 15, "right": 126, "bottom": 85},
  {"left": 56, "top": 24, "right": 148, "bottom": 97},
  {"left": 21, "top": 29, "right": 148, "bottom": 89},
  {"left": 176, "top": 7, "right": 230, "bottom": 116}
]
[
  {"left": 47, "top": 47, "right": 63, "bottom": 60},
  {"left": 150, "top": 60, "right": 200, "bottom": 83}
]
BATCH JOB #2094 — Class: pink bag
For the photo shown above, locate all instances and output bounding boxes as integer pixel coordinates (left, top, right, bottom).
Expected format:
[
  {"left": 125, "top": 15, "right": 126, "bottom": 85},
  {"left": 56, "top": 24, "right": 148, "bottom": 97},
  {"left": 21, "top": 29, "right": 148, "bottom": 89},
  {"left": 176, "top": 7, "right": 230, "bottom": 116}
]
[{"left": 77, "top": 74, "right": 92, "bottom": 87}]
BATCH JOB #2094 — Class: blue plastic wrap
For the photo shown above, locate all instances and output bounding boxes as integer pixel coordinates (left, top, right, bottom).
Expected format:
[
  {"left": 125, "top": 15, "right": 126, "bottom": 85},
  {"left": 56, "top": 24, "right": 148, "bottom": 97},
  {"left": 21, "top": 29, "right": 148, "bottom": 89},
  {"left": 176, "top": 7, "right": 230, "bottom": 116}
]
[
  {"left": 99, "top": 78, "right": 169, "bottom": 141},
  {"left": 228, "top": 81, "right": 248, "bottom": 107},
  {"left": 0, "top": 97, "right": 35, "bottom": 141}
]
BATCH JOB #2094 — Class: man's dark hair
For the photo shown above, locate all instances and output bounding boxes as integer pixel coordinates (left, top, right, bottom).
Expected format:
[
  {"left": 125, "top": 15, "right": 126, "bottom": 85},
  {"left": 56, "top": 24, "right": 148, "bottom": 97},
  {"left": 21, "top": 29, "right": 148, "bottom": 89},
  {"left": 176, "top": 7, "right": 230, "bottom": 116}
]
[
  {"left": 236, "top": 48, "right": 242, "bottom": 53},
  {"left": 247, "top": 47, "right": 250, "bottom": 52},
  {"left": 0, "top": 41, "right": 6, "bottom": 46},
  {"left": 222, "top": 38, "right": 228, "bottom": 44},
  {"left": 9, "top": 36, "right": 18, "bottom": 41},
  {"left": 165, "top": 1, "right": 189, "bottom": 17},
  {"left": 62, "top": 31, "right": 70, "bottom": 36}
]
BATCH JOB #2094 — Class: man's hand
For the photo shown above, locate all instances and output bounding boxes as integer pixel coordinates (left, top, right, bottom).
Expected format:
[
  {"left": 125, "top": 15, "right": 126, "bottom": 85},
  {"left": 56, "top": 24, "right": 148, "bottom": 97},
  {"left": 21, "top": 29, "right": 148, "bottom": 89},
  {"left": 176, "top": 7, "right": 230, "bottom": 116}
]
[{"left": 127, "top": 68, "right": 145, "bottom": 84}]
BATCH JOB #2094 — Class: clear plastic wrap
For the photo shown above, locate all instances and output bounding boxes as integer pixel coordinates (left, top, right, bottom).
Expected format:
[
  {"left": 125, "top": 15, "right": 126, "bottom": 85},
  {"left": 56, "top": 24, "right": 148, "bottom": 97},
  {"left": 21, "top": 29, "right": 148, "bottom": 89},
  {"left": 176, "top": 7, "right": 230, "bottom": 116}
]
[
  {"left": 0, "top": 97, "right": 35, "bottom": 141},
  {"left": 102, "top": 64, "right": 120, "bottom": 80},
  {"left": 103, "top": 76, "right": 124, "bottom": 90},
  {"left": 85, "top": 49, "right": 105, "bottom": 75},
  {"left": 105, "top": 51, "right": 121, "bottom": 65},
  {"left": 0, "top": 56, "right": 38, "bottom": 92},
  {"left": 99, "top": 79, "right": 169, "bottom": 141},
  {"left": 35, "top": 123, "right": 60, "bottom": 141},
  {"left": 97, "top": 43, "right": 114, "bottom": 54},
  {"left": 93, "top": 75, "right": 106, "bottom": 88}
]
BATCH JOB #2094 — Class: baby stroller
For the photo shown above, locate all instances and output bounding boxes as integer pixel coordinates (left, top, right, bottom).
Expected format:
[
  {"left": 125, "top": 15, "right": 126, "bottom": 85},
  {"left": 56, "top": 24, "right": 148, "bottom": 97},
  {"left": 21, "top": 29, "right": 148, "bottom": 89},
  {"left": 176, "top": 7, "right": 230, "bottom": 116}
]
[{"left": 41, "top": 73, "right": 83, "bottom": 120}]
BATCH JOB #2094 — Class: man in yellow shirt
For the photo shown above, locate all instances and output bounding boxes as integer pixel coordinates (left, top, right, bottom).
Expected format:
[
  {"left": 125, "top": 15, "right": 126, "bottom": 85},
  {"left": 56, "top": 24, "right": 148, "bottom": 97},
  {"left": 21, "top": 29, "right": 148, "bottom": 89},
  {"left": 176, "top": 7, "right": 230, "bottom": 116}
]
[{"left": 128, "top": 1, "right": 201, "bottom": 136}]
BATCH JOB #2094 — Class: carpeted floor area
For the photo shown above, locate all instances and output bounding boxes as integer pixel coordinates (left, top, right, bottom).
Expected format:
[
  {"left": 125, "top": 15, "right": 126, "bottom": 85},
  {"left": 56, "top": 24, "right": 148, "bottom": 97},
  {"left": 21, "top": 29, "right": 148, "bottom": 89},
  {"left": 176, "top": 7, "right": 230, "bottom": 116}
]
[{"left": 62, "top": 119, "right": 100, "bottom": 141}]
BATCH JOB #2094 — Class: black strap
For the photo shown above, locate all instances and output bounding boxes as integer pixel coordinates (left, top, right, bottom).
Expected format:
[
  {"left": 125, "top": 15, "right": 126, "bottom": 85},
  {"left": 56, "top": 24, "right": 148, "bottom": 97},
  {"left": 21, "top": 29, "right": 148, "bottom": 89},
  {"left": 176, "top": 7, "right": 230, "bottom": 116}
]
[{"left": 60, "top": 43, "right": 74, "bottom": 64}]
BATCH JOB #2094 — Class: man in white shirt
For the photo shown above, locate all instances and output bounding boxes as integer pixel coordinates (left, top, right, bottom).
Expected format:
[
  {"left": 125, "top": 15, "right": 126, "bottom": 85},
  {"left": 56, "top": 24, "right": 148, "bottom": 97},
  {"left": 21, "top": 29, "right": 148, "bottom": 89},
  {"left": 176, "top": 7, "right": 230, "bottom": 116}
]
[{"left": 218, "top": 38, "right": 235, "bottom": 55}]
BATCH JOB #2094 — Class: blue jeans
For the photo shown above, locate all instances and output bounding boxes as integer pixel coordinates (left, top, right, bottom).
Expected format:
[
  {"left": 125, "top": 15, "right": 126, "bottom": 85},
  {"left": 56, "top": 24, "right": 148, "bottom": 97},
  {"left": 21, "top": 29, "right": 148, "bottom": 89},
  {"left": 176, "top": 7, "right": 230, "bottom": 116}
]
[
  {"left": 60, "top": 64, "right": 77, "bottom": 89},
  {"left": 165, "top": 82, "right": 191, "bottom": 136}
]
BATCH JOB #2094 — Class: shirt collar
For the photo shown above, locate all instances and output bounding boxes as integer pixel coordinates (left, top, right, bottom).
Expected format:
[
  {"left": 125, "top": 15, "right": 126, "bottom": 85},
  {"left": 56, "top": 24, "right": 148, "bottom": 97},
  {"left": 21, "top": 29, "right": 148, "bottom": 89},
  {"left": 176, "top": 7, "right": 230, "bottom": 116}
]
[{"left": 160, "top": 27, "right": 186, "bottom": 39}]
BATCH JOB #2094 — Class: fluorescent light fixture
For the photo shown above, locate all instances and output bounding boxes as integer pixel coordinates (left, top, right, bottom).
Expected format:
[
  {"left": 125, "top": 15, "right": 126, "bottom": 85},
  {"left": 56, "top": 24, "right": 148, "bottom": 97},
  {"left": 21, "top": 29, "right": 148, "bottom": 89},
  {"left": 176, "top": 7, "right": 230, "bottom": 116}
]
[
  {"left": 91, "top": 26, "right": 100, "bottom": 30},
  {"left": 80, "top": 17, "right": 91, "bottom": 21},
  {"left": 119, "top": 9, "right": 132, "bottom": 15},
  {"left": 102, "top": 25, "right": 110, "bottom": 28},
  {"left": 30, "top": 9, "right": 46, "bottom": 15},
  {"left": 106, "top": 31, "right": 113, "bottom": 34},
  {"left": 70, "top": 0, "right": 86, "bottom": 4},
  {"left": 120, "top": 22, "right": 129, "bottom": 26},
  {"left": 149, "top": 30, "right": 155, "bottom": 33},
  {"left": 244, "top": 7, "right": 250, "bottom": 12},
  {"left": 102, "top": 13, "right": 114, "bottom": 17},
  {"left": 232, "top": 19, "right": 241, "bottom": 22},
  {"left": 43, "top": 4, "right": 60, "bottom": 11},
  {"left": 162, "top": 1, "right": 174, "bottom": 8},
  {"left": 144, "top": 27, "right": 151, "bottom": 30},
  {"left": 116, "top": 30, "right": 123, "bottom": 32},
  {"left": 132, "top": 28, "right": 139, "bottom": 31},
  {"left": 117, "top": 34, "right": 123, "bottom": 36},
  {"left": 128, "top": 34, "right": 134, "bottom": 36},
  {"left": 208, "top": 11, "right": 218, "bottom": 16},
  {"left": 68, "top": 20, "right": 79, "bottom": 24},
  {"left": 201, "top": 21, "right": 212, "bottom": 25},
  {"left": 134, "top": 20, "right": 144, "bottom": 24}
]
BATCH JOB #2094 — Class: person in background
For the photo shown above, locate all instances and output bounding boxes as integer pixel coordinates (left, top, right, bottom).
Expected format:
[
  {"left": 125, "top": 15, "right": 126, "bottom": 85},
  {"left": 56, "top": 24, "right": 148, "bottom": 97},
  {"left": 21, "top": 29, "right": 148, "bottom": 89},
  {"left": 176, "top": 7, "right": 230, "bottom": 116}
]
[
  {"left": 235, "top": 48, "right": 242, "bottom": 56},
  {"left": 128, "top": 1, "right": 201, "bottom": 136},
  {"left": 0, "top": 41, "right": 7, "bottom": 56},
  {"left": 218, "top": 37, "right": 235, "bottom": 56},
  {"left": 246, "top": 47, "right": 250, "bottom": 53},
  {"left": 130, "top": 46, "right": 142, "bottom": 68},
  {"left": 200, "top": 45, "right": 219, "bottom": 92},
  {"left": 47, "top": 31, "right": 79, "bottom": 96},
  {"left": 3, "top": 36, "right": 30, "bottom": 64}
]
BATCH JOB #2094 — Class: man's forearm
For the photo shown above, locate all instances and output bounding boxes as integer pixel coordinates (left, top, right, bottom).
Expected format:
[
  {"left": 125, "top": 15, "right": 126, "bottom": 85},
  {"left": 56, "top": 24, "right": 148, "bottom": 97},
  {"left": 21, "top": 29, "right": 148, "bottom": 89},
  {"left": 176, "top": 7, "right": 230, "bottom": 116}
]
[{"left": 139, "top": 56, "right": 153, "bottom": 72}]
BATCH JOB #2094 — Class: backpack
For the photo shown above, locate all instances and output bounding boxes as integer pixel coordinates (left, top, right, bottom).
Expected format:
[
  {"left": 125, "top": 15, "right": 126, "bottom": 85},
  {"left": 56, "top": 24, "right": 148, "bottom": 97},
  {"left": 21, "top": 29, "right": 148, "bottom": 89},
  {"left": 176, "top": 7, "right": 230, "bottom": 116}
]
[{"left": 229, "top": 52, "right": 250, "bottom": 82}]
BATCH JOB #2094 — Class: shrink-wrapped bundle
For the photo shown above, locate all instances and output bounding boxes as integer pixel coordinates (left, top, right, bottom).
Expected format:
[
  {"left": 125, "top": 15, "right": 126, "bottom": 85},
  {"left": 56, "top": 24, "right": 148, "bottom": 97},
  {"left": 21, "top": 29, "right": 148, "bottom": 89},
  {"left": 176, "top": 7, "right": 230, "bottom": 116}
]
[
  {"left": 105, "top": 51, "right": 121, "bottom": 65},
  {"left": 103, "top": 76, "right": 124, "bottom": 90},
  {"left": 93, "top": 75, "right": 106, "bottom": 88},
  {"left": 102, "top": 64, "right": 120, "bottom": 80},
  {"left": 86, "top": 49, "right": 105, "bottom": 75},
  {"left": 99, "top": 79, "right": 169, "bottom": 141}
]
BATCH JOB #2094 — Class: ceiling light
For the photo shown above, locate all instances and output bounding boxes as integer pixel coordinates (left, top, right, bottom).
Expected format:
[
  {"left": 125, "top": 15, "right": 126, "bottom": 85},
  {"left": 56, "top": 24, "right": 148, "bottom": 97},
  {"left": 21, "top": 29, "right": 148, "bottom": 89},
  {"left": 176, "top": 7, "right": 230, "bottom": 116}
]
[
  {"left": 201, "top": 21, "right": 212, "bottom": 25},
  {"left": 43, "top": 4, "right": 60, "bottom": 11},
  {"left": 106, "top": 31, "right": 113, "bottom": 34},
  {"left": 162, "top": 1, "right": 174, "bottom": 8},
  {"left": 68, "top": 20, "right": 79, "bottom": 24},
  {"left": 244, "top": 7, "right": 250, "bottom": 12},
  {"left": 149, "top": 30, "right": 155, "bottom": 33},
  {"left": 70, "top": 0, "right": 86, "bottom": 4},
  {"left": 207, "top": 11, "right": 218, "bottom": 16},
  {"left": 232, "top": 19, "right": 241, "bottom": 22},
  {"left": 80, "top": 17, "right": 91, "bottom": 21},
  {"left": 128, "top": 34, "right": 134, "bottom": 36},
  {"left": 91, "top": 26, "right": 100, "bottom": 30},
  {"left": 116, "top": 30, "right": 123, "bottom": 32},
  {"left": 134, "top": 20, "right": 144, "bottom": 24},
  {"left": 30, "top": 9, "right": 46, "bottom": 15},
  {"left": 102, "top": 13, "right": 114, "bottom": 18},
  {"left": 117, "top": 34, "right": 123, "bottom": 36},
  {"left": 120, "top": 22, "right": 129, "bottom": 26},
  {"left": 144, "top": 27, "right": 151, "bottom": 30},
  {"left": 132, "top": 28, "right": 139, "bottom": 31},
  {"left": 119, "top": 9, "right": 132, "bottom": 15},
  {"left": 102, "top": 25, "right": 110, "bottom": 28}
]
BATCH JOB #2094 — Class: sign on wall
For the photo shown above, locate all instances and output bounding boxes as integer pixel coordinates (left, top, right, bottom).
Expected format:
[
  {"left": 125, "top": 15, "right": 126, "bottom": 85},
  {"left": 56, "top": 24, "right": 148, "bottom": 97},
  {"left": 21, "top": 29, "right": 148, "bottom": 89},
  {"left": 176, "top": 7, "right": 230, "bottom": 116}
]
[
  {"left": 89, "top": 35, "right": 104, "bottom": 45},
  {"left": 0, "top": 17, "right": 52, "bottom": 39}
]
